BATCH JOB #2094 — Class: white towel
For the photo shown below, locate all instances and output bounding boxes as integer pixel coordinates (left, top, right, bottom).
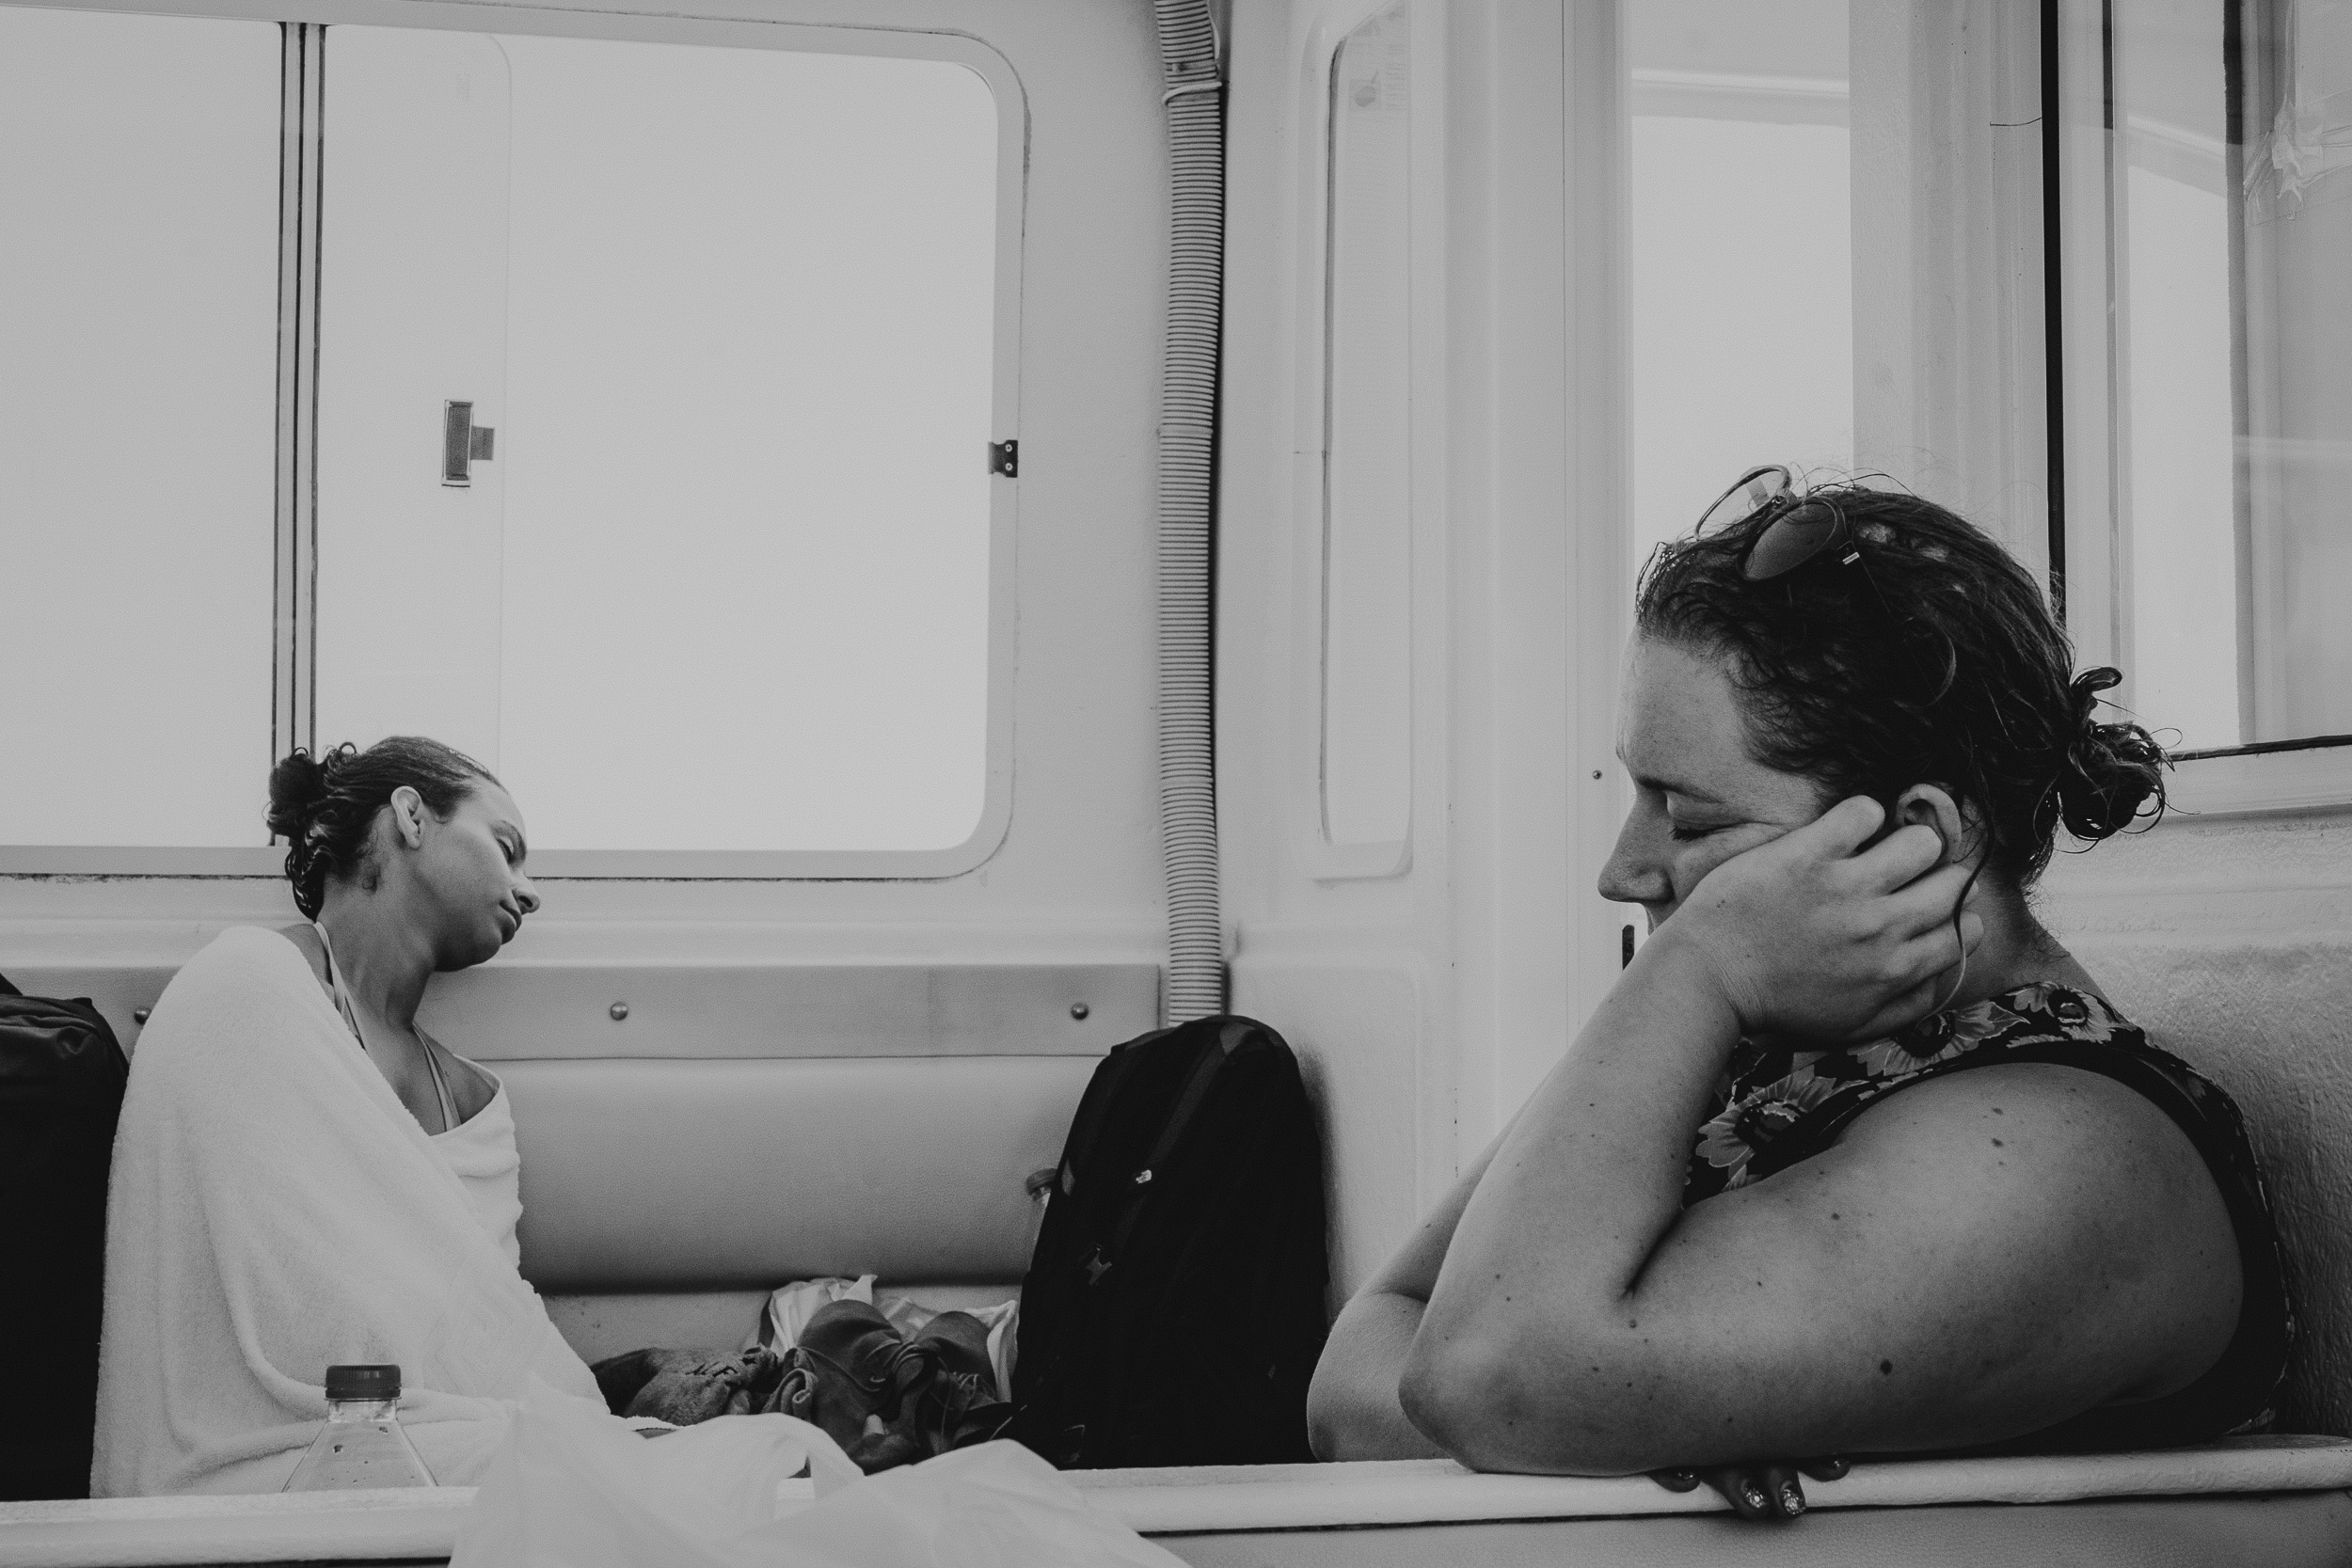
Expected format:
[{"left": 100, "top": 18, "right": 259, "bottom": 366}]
[{"left": 92, "top": 927, "right": 605, "bottom": 1497}]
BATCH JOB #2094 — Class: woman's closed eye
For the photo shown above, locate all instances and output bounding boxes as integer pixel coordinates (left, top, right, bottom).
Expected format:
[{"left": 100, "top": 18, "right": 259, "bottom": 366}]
[{"left": 1669, "top": 822, "right": 1729, "bottom": 842}]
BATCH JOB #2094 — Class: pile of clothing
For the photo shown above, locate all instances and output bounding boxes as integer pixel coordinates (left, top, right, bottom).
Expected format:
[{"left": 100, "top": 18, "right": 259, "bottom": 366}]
[{"left": 592, "top": 1278, "right": 1018, "bottom": 1474}]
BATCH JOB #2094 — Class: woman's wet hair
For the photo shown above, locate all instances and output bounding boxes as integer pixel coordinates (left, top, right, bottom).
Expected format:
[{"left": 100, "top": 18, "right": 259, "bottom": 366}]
[
  {"left": 265, "top": 736, "right": 500, "bottom": 919},
  {"left": 1635, "top": 483, "right": 2166, "bottom": 888}
]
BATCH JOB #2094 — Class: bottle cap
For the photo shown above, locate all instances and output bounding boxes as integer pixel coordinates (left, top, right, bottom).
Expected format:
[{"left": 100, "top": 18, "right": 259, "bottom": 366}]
[{"left": 324, "top": 1364, "right": 402, "bottom": 1402}]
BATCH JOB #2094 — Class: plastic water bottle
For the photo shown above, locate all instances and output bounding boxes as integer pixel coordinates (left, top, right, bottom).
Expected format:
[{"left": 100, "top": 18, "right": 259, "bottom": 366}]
[{"left": 281, "top": 1364, "right": 437, "bottom": 1490}]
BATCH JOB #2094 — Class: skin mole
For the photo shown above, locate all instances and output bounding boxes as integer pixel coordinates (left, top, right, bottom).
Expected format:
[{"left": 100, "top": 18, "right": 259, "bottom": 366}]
[{"left": 1880, "top": 1360, "right": 1895, "bottom": 1375}]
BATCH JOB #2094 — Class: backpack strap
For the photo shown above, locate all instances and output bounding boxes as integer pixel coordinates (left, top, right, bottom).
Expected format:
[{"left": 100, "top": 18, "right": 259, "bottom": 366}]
[
  {"left": 1104, "top": 1018, "right": 1261, "bottom": 1261},
  {"left": 1058, "top": 1024, "right": 1176, "bottom": 1196},
  {"left": 1134, "top": 1018, "right": 1252, "bottom": 1180}
]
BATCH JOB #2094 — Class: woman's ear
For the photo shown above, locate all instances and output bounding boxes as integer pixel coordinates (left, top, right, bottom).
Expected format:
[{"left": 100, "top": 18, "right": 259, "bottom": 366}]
[
  {"left": 1891, "top": 784, "right": 1970, "bottom": 867},
  {"left": 388, "top": 785, "right": 426, "bottom": 850}
]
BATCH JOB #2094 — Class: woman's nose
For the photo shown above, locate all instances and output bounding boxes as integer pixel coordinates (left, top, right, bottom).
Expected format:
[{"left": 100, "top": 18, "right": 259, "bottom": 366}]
[
  {"left": 1596, "top": 851, "right": 1646, "bottom": 906},
  {"left": 1597, "top": 817, "right": 1671, "bottom": 908},
  {"left": 515, "top": 879, "right": 541, "bottom": 916}
]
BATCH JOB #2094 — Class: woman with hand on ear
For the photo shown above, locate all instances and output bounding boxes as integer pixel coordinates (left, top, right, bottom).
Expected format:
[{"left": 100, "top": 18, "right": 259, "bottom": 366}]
[
  {"left": 1305, "top": 479, "right": 2293, "bottom": 1522},
  {"left": 94, "top": 737, "right": 610, "bottom": 1497}
]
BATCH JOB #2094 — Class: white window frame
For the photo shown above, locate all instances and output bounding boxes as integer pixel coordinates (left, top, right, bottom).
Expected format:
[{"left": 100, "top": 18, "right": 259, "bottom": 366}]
[
  {"left": 2050, "top": 0, "right": 2352, "bottom": 817},
  {"left": 0, "top": 0, "right": 1026, "bottom": 879}
]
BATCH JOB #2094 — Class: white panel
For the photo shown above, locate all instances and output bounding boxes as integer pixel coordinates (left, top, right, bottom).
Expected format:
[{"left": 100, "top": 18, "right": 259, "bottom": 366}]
[
  {"left": 1321, "top": 3, "right": 1415, "bottom": 853},
  {"left": 0, "top": 7, "right": 279, "bottom": 847}
]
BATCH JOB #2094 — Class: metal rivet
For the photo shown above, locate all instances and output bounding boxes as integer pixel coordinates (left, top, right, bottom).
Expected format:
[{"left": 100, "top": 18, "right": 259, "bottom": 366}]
[
  {"left": 1070, "top": 1003, "right": 1090, "bottom": 1021},
  {"left": 134, "top": 1007, "right": 151, "bottom": 1025},
  {"left": 610, "top": 1002, "right": 629, "bottom": 1022},
  {"left": 1592, "top": 769, "right": 1603, "bottom": 781}
]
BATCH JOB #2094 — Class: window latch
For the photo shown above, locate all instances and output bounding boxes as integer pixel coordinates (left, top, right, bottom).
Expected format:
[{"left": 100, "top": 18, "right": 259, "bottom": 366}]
[
  {"left": 988, "top": 439, "right": 1018, "bottom": 478},
  {"left": 443, "top": 401, "right": 497, "bottom": 487}
]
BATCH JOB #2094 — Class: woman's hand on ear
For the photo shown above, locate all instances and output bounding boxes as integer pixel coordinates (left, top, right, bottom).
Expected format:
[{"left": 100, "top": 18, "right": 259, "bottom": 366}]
[{"left": 1645, "top": 795, "right": 1983, "bottom": 1043}]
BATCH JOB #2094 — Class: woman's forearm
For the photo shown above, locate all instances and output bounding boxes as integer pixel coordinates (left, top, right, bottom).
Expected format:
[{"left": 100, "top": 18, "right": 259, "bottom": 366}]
[
  {"left": 1402, "top": 936, "right": 1740, "bottom": 1467},
  {"left": 1307, "top": 1291, "right": 1449, "bottom": 1460},
  {"left": 1308, "top": 1128, "right": 1514, "bottom": 1462}
]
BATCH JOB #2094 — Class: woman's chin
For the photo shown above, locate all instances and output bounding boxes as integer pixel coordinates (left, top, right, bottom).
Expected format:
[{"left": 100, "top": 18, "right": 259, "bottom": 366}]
[{"left": 437, "top": 928, "right": 508, "bottom": 973}]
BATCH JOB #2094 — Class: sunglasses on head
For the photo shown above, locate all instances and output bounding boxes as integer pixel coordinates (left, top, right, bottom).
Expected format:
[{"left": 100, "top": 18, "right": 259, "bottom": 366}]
[
  {"left": 1692, "top": 465, "right": 1861, "bottom": 580},
  {"left": 1691, "top": 465, "right": 1948, "bottom": 699}
]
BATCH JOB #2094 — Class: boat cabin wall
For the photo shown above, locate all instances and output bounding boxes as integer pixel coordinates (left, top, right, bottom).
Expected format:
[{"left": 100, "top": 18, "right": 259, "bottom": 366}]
[
  {"left": 0, "top": 0, "right": 1180, "bottom": 1350},
  {"left": 6, "top": 0, "right": 2352, "bottom": 1452},
  {"left": 1212, "top": 0, "right": 2352, "bottom": 1442}
]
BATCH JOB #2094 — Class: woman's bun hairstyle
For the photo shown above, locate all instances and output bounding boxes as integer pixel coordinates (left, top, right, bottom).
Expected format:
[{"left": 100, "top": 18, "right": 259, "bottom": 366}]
[
  {"left": 264, "top": 746, "right": 338, "bottom": 846},
  {"left": 1637, "top": 481, "right": 2169, "bottom": 888},
  {"left": 2054, "top": 667, "right": 2168, "bottom": 841},
  {"left": 266, "top": 736, "right": 499, "bottom": 919}
]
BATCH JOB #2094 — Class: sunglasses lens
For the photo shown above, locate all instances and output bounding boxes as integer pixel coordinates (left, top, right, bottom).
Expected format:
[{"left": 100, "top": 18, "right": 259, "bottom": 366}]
[
  {"left": 1742, "top": 503, "right": 1843, "bottom": 580},
  {"left": 1695, "top": 467, "right": 1791, "bottom": 537}
]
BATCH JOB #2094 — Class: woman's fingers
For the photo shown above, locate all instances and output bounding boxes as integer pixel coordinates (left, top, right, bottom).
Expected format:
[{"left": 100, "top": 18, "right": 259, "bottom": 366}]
[
  {"left": 1836, "top": 916, "right": 1979, "bottom": 1040},
  {"left": 1851, "top": 818, "right": 1948, "bottom": 891},
  {"left": 1875, "top": 855, "right": 1979, "bottom": 929},
  {"left": 1708, "top": 1466, "right": 1773, "bottom": 1519},
  {"left": 1702, "top": 1463, "right": 1807, "bottom": 1520},
  {"left": 1804, "top": 795, "right": 1892, "bottom": 857},
  {"left": 1664, "top": 1459, "right": 1842, "bottom": 1521},
  {"left": 1761, "top": 1463, "right": 1808, "bottom": 1518}
]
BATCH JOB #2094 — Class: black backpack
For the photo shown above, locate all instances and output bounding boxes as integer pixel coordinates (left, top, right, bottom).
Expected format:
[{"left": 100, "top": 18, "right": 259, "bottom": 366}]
[
  {"left": 0, "top": 974, "right": 130, "bottom": 1500},
  {"left": 1009, "top": 1014, "right": 1328, "bottom": 1468}
]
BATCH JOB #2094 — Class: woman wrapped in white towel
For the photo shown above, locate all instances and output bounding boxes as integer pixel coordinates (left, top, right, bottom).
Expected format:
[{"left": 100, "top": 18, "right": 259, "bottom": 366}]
[{"left": 93, "top": 736, "right": 608, "bottom": 1496}]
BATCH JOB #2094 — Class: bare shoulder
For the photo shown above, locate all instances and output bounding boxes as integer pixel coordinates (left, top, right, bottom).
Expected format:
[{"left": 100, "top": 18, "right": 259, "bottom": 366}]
[
  {"left": 1642, "top": 1058, "right": 2245, "bottom": 1455},
  {"left": 1833, "top": 1060, "right": 2228, "bottom": 1225},
  {"left": 1820, "top": 1061, "right": 2243, "bottom": 1396}
]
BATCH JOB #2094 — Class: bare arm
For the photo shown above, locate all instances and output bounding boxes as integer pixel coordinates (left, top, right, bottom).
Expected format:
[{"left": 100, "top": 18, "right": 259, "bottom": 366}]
[
  {"left": 1400, "top": 806, "right": 2240, "bottom": 1474},
  {"left": 1306, "top": 1136, "right": 1503, "bottom": 1460}
]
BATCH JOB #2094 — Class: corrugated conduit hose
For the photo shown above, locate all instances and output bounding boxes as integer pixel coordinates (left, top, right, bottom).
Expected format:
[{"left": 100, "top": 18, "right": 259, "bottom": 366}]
[{"left": 1154, "top": 0, "right": 1226, "bottom": 1025}]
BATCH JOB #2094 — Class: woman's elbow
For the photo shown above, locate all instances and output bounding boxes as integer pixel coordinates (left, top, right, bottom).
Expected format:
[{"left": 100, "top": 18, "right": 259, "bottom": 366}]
[
  {"left": 1301, "top": 1359, "right": 1348, "bottom": 1461},
  {"left": 1399, "top": 1327, "right": 1657, "bottom": 1476},
  {"left": 1306, "top": 1346, "right": 1422, "bottom": 1462},
  {"left": 1397, "top": 1332, "right": 1519, "bottom": 1467}
]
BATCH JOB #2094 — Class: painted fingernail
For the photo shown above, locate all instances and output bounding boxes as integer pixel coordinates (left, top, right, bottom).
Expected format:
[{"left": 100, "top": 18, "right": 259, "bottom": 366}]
[
  {"left": 1780, "top": 1481, "right": 1805, "bottom": 1515},
  {"left": 1742, "top": 1484, "right": 1770, "bottom": 1512}
]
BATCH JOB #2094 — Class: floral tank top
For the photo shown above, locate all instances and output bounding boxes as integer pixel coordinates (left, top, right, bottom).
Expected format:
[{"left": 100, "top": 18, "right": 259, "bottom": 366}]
[{"left": 1682, "top": 982, "right": 2295, "bottom": 1452}]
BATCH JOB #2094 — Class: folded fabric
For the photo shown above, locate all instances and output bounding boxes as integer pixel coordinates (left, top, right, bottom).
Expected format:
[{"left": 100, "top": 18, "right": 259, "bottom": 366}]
[
  {"left": 595, "top": 1302, "right": 1012, "bottom": 1473},
  {"left": 92, "top": 927, "right": 606, "bottom": 1497},
  {"left": 449, "top": 1375, "right": 1185, "bottom": 1568}
]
